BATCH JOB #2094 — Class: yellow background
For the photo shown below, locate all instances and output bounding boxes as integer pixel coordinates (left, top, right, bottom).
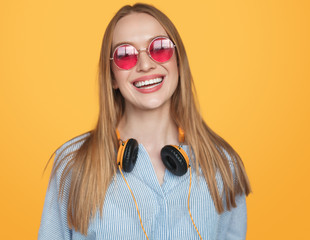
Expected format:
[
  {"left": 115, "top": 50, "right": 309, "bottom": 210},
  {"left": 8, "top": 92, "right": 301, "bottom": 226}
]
[{"left": 1, "top": 0, "right": 309, "bottom": 239}]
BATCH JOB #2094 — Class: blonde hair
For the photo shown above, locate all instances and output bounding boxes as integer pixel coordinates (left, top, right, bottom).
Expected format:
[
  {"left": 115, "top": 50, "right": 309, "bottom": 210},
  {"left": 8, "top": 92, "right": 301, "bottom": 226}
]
[{"left": 46, "top": 3, "right": 251, "bottom": 235}]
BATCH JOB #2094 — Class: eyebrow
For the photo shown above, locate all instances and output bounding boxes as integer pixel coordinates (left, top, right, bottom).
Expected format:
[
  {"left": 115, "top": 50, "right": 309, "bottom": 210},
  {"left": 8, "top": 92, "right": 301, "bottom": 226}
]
[{"left": 112, "top": 35, "right": 169, "bottom": 51}]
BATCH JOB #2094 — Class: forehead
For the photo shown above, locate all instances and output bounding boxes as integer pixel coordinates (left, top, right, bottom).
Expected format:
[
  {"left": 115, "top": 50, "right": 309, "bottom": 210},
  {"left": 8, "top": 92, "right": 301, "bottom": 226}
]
[{"left": 112, "top": 13, "right": 168, "bottom": 48}]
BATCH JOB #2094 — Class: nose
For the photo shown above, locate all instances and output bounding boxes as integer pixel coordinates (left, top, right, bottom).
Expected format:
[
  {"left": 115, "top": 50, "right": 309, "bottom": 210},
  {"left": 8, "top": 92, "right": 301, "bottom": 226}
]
[{"left": 135, "top": 49, "right": 156, "bottom": 72}]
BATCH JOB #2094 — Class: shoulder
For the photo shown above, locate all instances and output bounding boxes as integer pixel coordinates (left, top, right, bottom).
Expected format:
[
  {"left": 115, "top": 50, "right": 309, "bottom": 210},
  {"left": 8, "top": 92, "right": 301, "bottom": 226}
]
[
  {"left": 217, "top": 145, "right": 239, "bottom": 181},
  {"left": 55, "top": 132, "right": 91, "bottom": 164},
  {"left": 56, "top": 131, "right": 91, "bottom": 156},
  {"left": 51, "top": 131, "right": 92, "bottom": 181}
]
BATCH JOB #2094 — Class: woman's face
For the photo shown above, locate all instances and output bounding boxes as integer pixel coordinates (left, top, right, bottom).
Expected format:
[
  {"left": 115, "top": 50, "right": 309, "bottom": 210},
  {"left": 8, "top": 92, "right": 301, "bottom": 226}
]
[{"left": 111, "top": 13, "right": 179, "bottom": 111}]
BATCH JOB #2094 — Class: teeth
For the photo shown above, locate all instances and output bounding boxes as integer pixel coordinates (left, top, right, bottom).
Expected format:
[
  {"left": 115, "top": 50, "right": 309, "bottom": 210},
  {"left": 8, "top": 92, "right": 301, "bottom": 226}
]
[{"left": 134, "top": 77, "right": 163, "bottom": 88}]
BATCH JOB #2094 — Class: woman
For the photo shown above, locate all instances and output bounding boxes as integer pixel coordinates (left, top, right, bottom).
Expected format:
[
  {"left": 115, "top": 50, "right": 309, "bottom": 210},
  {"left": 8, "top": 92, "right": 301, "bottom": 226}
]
[{"left": 39, "top": 3, "right": 251, "bottom": 240}]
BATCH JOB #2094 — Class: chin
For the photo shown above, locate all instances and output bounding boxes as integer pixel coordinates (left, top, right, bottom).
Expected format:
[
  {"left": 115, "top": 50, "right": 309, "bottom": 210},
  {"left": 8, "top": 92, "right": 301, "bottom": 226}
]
[
  {"left": 140, "top": 103, "right": 165, "bottom": 111},
  {"left": 138, "top": 98, "right": 170, "bottom": 111}
]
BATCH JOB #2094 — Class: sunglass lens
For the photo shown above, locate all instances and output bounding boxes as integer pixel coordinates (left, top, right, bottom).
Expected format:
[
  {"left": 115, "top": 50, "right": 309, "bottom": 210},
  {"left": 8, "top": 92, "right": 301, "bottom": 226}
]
[
  {"left": 149, "top": 38, "right": 174, "bottom": 63},
  {"left": 114, "top": 45, "right": 138, "bottom": 70}
]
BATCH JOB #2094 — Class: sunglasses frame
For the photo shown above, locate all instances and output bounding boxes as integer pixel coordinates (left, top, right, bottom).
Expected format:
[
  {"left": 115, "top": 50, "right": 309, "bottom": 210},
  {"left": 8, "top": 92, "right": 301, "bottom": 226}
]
[{"left": 110, "top": 36, "right": 176, "bottom": 70}]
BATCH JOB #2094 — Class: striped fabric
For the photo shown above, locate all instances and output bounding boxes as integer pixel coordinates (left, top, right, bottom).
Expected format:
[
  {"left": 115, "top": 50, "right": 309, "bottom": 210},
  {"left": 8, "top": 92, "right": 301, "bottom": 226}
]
[{"left": 38, "top": 133, "right": 247, "bottom": 240}]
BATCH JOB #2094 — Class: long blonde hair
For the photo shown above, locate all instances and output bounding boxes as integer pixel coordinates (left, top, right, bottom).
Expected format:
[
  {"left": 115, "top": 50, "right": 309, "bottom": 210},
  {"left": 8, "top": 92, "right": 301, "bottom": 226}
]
[{"left": 46, "top": 3, "right": 251, "bottom": 235}]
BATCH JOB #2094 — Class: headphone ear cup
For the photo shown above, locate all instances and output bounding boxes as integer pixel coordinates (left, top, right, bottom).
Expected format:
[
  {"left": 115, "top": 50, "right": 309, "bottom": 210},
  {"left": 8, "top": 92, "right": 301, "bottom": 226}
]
[
  {"left": 122, "top": 138, "right": 139, "bottom": 172},
  {"left": 161, "top": 145, "right": 189, "bottom": 176}
]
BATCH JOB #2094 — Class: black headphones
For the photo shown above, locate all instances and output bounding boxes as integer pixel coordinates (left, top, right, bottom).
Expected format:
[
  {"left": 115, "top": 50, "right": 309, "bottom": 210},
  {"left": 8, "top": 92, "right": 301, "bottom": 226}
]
[{"left": 116, "top": 128, "right": 189, "bottom": 176}]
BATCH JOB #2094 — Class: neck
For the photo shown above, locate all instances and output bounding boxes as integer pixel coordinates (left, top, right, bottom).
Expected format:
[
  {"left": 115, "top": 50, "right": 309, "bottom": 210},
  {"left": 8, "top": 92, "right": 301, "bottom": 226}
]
[{"left": 117, "top": 101, "right": 179, "bottom": 148}]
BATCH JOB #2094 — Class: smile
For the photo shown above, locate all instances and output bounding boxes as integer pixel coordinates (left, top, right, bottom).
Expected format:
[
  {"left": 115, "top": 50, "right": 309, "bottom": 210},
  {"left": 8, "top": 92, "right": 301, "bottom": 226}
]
[{"left": 133, "top": 77, "right": 163, "bottom": 89}]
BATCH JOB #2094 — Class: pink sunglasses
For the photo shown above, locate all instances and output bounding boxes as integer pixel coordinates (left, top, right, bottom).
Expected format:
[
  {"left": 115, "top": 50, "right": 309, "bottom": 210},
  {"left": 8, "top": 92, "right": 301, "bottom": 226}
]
[{"left": 110, "top": 36, "right": 176, "bottom": 70}]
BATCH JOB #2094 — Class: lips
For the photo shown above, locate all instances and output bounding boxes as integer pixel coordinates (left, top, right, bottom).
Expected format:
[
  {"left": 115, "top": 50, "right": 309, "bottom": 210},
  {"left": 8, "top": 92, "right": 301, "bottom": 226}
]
[
  {"left": 132, "top": 74, "right": 165, "bottom": 84},
  {"left": 134, "top": 77, "right": 163, "bottom": 88},
  {"left": 132, "top": 74, "right": 165, "bottom": 94}
]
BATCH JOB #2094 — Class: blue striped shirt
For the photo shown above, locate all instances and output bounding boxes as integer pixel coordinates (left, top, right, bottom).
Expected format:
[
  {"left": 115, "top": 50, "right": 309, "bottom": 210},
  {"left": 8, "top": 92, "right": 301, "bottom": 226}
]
[{"left": 38, "top": 133, "right": 247, "bottom": 239}]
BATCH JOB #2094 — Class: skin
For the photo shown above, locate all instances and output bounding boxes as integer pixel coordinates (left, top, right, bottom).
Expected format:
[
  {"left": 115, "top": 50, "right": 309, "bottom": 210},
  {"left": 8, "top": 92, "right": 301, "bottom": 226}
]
[{"left": 111, "top": 13, "right": 180, "bottom": 185}]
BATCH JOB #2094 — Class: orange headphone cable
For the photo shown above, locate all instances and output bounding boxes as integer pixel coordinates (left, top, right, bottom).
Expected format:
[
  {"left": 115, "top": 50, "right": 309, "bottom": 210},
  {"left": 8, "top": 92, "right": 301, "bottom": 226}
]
[
  {"left": 188, "top": 166, "right": 203, "bottom": 240},
  {"left": 118, "top": 165, "right": 150, "bottom": 240}
]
